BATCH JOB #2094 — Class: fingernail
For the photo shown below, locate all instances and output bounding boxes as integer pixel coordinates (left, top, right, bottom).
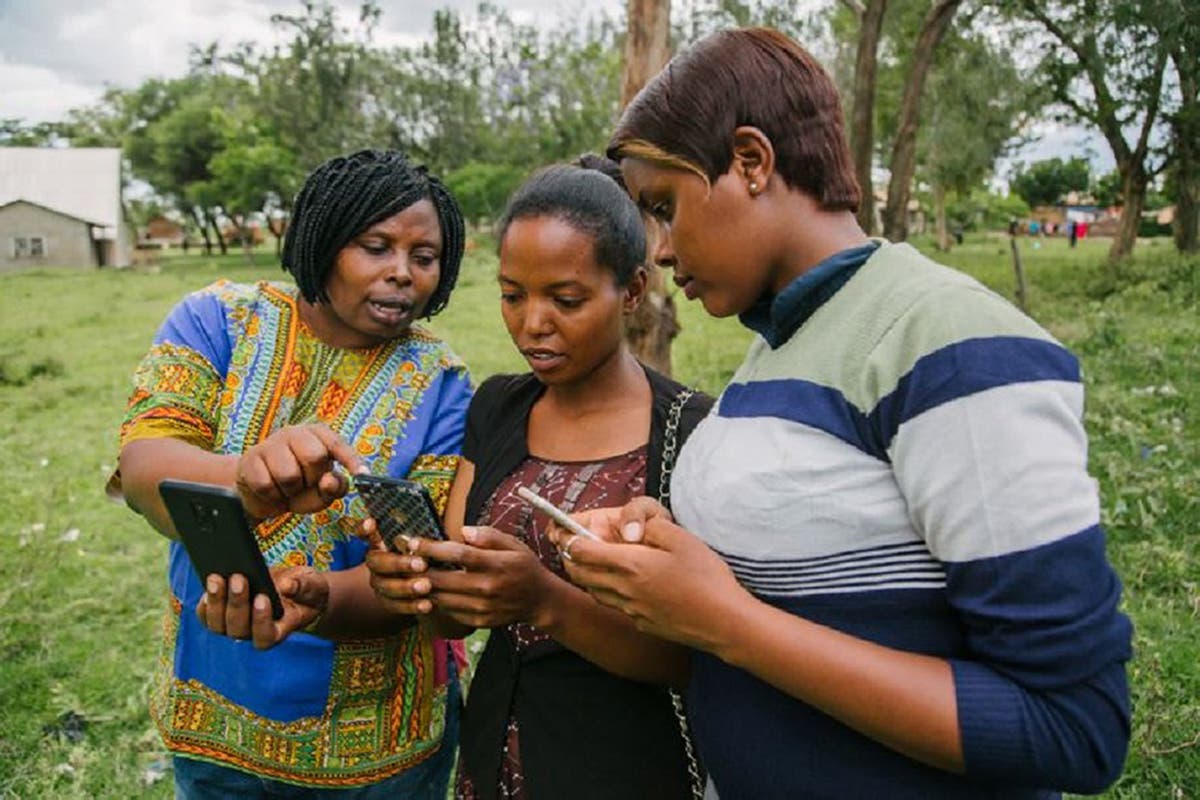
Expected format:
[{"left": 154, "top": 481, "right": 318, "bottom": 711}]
[
  {"left": 254, "top": 595, "right": 268, "bottom": 611},
  {"left": 414, "top": 579, "right": 430, "bottom": 594},
  {"left": 411, "top": 558, "right": 425, "bottom": 571},
  {"left": 207, "top": 576, "right": 218, "bottom": 594},
  {"left": 462, "top": 526, "right": 477, "bottom": 543},
  {"left": 622, "top": 522, "right": 642, "bottom": 542},
  {"left": 418, "top": 600, "right": 432, "bottom": 614},
  {"left": 230, "top": 575, "right": 245, "bottom": 593}
]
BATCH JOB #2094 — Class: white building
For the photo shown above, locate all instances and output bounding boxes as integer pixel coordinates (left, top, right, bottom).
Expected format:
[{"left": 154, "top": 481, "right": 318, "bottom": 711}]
[{"left": 0, "top": 147, "right": 130, "bottom": 270}]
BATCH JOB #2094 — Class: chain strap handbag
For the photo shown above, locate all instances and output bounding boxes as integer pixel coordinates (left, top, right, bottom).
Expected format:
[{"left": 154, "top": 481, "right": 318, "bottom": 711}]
[{"left": 659, "top": 388, "right": 706, "bottom": 800}]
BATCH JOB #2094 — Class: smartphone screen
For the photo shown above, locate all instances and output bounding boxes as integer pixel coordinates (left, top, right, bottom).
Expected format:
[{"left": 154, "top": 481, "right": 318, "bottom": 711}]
[
  {"left": 158, "top": 480, "right": 284, "bottom": 619},
  {"left": 354, "top": 475, "right": 446, "bottom": 553}
]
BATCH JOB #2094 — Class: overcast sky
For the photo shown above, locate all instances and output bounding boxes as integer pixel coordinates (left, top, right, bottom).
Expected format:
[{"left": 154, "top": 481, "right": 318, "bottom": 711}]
[{"left": 0, "top": 0, "right": 1111, "bottom": 177}]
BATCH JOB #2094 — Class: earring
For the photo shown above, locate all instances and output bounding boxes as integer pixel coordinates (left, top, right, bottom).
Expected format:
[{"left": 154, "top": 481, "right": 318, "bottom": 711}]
[{"left": 749, "top": 181, "right": 759, "bottom": 195}]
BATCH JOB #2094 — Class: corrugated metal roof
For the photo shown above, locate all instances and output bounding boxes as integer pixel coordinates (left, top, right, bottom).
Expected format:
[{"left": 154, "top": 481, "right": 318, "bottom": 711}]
[{"left": 0, "top": 147, "right": 122, "bottom": 229}]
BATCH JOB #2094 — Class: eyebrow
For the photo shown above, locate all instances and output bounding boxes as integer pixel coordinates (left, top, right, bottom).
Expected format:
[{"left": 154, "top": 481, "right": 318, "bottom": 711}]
[{"left": 498, "top": 275, "right": 587, "bottom": 291}]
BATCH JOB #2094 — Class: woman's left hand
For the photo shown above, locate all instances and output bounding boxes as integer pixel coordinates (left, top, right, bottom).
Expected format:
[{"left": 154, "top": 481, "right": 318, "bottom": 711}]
[
  {"left": 197, "top": 566, "right": 330, "bottom": 650},
  {"left": 409, "top": 526, "right": 556, "bottom": 629},
  {"left": 552, "top": 513, "right": 752, "bottom": 653}
]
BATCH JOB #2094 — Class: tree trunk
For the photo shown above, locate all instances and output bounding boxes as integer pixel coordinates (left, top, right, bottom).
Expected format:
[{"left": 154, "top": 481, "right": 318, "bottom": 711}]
[
  {"left": 621, "top": 0, "right": 671, "bottom": 108},
  {"left": 1109, "top": 166, "right": 1146, "bottom": 265},
  {"left": 205, "top": 208, "right": 228, "bottom": 256},
  {"left": 1010, "top": 236, "right": 1028, "bottom": 313},
  {"left": 191, "top": 207, "right": 213, "bottom": 255},
  {"left": 933, "top": 181, "right": 949, "bottom": 251},
  {"left": 849, "top": 0, "right": 888, "bottom": 234},
  {"left": 1173, "top": 55, "right": 1199, "bottom": 253},
  {"left": 269, "top": 212, "right": 289, "bottom": 258},
  {"left": 881, "top": 0, "right": 962, "bottom": 242},
  {"left": 622, "top": 0, "right": 679, "bottom": 376}
]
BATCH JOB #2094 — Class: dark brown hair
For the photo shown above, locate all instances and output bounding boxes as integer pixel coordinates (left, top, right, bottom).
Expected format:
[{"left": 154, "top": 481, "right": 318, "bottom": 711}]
[{"left": 608, "top": 28, "right": 860, "bottom": 212}]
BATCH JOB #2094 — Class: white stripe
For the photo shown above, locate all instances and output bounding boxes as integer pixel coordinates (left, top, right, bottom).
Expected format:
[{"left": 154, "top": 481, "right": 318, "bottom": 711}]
[
  {"left": 890, "top": 380, "right": 1100, "bottom": 562},
  {"left": 672, "top": 415, "right": 919, "bottom": 562}
]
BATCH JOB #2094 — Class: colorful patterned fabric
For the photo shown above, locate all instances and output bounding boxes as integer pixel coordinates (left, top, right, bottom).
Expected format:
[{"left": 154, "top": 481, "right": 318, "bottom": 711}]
[{"left": 118, "top": 280, "right": 471, "bottom": 786}]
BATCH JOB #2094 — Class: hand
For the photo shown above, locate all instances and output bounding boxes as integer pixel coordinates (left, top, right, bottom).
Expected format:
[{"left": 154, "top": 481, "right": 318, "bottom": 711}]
[
  {"left": 547, "top": 496, "right": 674, "bottom": 548},
  {"left": 362, "top": 515, "right": 438, "bottom": 615},
  {"left": 409, "top": 526, "right": 557, "bottom": 629},
  {"left": 197, "top": 566, "right": 330, "bottom": 650},
  {"left": 236, "top": 423, "right": 363, "bottom": 521},
  {"left": 553, "top": 508, "right": 752, "bottom": 653}
]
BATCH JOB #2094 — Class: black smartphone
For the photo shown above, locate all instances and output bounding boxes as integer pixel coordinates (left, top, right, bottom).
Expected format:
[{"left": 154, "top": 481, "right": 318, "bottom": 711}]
[
  {"left": 158, "top": 479, "right": 285, "bottom": 620},
  {"left": 354, "top": 475, "right": 447, "bottom": 553}
]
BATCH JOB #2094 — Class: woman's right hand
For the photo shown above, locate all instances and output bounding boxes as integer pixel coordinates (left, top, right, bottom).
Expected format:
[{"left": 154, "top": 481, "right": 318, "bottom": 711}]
[
  {"left": 361, "top": 516, "right": 437, "bottom": 615},
  {"left": 236, "top": 423, "right": 363, "bottom": 521}
]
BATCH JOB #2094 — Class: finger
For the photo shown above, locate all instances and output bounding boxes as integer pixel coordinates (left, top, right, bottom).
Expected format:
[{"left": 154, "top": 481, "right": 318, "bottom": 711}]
[
  {"left": 315, "top": 469, "right": 351, "bottom": 506},
  {"left": 262, "top": 441, "right": 306, "bottom": 498},
  {"left": 203, "top": 574, "right": 228, "bottom": 634},
  {"left": 238, "top": 455, "right": 283, "bottom": 514},
  {"left": 617, "top": 496, "right": 672, "bottom": 542},
  {"left": 224, "top": 573, "right": 252, "bottom": 640},
  {"left": 288, "top": 428, "right": 334, "bottom": 489},
  {"left": 547, "top": 506, "right": 621, "bottom": 545},
  {"left": 637, "top": 516, "right": 690, "bottom": 552},
  {"left": 251, "top": 594, "right": 280, "bottom": 649},
  {"left": 359, "top": 517, "right": 387, "bottom": 551},
  {"left": 460, "top": 526, "right": 521, "bottom": 551},
  {"left": 410, "top": 538, "right": 481, "bottom": 568},
  {"left": 364, "top": 549, "right": 428, "bottom": 577},
  {"left": 310, "top": 424, "right": 364, "bottom": 475}
]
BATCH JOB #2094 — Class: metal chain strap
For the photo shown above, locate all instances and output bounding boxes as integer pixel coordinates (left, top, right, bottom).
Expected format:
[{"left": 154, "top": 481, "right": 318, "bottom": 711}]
[{"left": 659, "top": 387, "right": 705, "bottom": 800}]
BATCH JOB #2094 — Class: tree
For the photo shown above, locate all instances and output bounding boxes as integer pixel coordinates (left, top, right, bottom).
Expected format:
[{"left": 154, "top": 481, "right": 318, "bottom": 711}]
[
  {"left": 840, "top": 0, "right": 889, "bottom": 234},
  {"left": 917, "top": 28, "right": 1031, "bottom": 249},
  {"left": 880, "top": 0, "right": 964, "bottom": 241},
  {"left": 621, "top": 0, "right": 679, "bottom": 377},
  {"left": 1159, "top": 0, "right": 1200, "bottom": 251},
  {"left": 1009, "top": 0, "right": 1169, "bottom": 263},
  {"left": 1011, "top": 157, "right": 1091, "bottom": 208}
]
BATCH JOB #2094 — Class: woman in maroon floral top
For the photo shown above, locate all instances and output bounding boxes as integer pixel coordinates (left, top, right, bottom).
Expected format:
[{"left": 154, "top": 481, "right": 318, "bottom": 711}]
[{"left": 363, "top": 160, "right": 712, "bottom": 799}]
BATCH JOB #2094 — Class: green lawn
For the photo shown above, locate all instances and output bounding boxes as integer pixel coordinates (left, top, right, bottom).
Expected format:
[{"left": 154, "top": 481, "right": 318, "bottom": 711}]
[{"left": 0, "top": 233, "right": 1195, "bottom": 798}]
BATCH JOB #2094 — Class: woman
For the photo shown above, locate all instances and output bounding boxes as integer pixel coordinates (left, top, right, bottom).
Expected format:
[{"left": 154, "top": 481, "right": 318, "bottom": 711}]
[
  {"left": 554, "top": 29, "right": 1133, "bottom": 799},
  {"left": 364, "top": 162, "right": 712, "bottom": 799},
  {"left": 112, "top": 150, "right": 471, "bottom": 798}
]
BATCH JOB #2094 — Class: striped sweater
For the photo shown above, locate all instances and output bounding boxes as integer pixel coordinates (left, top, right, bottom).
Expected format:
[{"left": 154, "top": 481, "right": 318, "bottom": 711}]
[{"left": 672, "top": 242, "right": 1132, "bottom": 799}]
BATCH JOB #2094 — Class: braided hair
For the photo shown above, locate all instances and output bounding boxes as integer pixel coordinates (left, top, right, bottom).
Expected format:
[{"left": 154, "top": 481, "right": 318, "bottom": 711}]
[{"left": 281, "top": 150, "right": 465, "bottom": 318}]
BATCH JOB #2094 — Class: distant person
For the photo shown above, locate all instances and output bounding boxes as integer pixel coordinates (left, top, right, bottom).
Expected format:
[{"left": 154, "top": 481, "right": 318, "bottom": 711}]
[
  {"left": 363, "top": 161, "right": 712, "bottom": 800},
  {"left": 1029, "top": 219, "right": 1040, "bottom": 236},
  {"left": 555, "top": 27, "right": 1132, "bottom": 799},
  {"left": 1008, "top": 217, "right": 1019, "bottom": 237},
  {"left": 952, "top": 224, "right": 964, "bottom": 246},
  {"left": 1068, "top": 220, "right": 1078, "bottom": 248},
  {"left": 111, "top": 150, "right": 471, "bottom": 799}
]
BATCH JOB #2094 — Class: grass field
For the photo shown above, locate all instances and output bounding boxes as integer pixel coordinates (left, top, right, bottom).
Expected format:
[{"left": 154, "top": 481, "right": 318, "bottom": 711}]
[{"left": 0, "top": 233, "right": 1196, "bottom": 798}]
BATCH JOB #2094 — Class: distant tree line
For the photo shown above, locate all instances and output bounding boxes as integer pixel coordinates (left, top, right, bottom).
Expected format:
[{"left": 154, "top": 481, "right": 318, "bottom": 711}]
[{"left": 1, "top": 0, "right": 1194, "bottom": 262}]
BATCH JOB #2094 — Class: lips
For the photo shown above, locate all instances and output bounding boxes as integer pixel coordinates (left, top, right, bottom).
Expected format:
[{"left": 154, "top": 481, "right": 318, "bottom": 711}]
[
  {"left": 366, "top": 296, "right": 415, "bottom": 327},
  {"left": 521, "top": 347, "right": 566, "bottom": 372},
  {"left": 674, "top": 274, "right": 699, "bottom": 300}
]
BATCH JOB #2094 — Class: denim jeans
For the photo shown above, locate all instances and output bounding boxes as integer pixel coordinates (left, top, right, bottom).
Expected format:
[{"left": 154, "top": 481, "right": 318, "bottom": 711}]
[{"left": 174, "top": 678, "right": 460, "bottom": 800}]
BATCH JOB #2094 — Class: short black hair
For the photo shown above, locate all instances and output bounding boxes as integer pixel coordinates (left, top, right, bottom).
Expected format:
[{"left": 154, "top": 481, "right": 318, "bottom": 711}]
[
  {"left": 497, "top": 162, "right": 646, "bottom": 286},
  {"left": 281, "top": 149, "right": 465, "bottom": 317}
]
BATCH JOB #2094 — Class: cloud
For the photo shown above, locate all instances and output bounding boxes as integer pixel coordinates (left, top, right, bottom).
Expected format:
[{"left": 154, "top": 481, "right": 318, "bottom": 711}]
[{"left": 0, "top": 0, "right": 611, "bottom": 123}]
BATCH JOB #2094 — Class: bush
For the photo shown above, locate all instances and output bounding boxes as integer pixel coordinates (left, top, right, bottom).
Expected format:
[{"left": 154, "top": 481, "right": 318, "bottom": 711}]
[{"left": 445, "top": 162, "right": 527, "bottom": 227}]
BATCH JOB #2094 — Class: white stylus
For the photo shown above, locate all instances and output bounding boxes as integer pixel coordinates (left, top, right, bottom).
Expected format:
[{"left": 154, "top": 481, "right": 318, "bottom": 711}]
[{"left": 516, "top": 486, "right": 602, "bottom": 541}]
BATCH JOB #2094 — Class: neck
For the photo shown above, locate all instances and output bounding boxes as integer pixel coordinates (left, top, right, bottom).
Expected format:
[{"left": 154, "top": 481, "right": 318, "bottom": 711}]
[
  {"left": 543, "top": 347, "right": 646, "bottom": 411},
  {"left": 771, "top": 205, "right": 871, "bottom": 294}
]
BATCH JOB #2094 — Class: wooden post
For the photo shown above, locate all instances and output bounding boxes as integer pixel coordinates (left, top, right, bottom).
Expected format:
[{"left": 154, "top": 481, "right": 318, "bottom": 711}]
[{"left": 1010, "top": 236, "right": 1028, "bottom": 313}]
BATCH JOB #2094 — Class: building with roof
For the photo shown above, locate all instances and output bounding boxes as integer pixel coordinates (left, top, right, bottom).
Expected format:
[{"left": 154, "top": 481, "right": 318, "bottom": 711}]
[{"left": 0, "top": 147, "right": 130, "bottom": 270}]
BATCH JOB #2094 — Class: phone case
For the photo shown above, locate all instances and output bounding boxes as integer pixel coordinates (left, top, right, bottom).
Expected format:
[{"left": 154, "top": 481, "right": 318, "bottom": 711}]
[
  {"left": 158, "top": 480, "right": 284, "bottom": 619},
  {"left": 354, "top": 475, "right": 446, "bottom": 552}
]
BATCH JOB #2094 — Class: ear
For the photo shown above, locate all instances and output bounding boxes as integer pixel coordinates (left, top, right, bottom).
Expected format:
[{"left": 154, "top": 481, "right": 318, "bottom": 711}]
[
  {"left": 731, "top": 126, "right": 776, "bottom": 197},
  {"left": 623, "top": 266, "right": 648, "bottom": 314}
]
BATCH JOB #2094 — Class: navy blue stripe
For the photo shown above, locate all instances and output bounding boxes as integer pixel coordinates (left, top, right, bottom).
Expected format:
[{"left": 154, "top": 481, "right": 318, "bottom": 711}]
[
  {"left": 869, "top": 336, "right": 1080, "bottom": 452},
  {"left": 746, "top": 575, "right": 947, "bottom": 596},
  {"left": 718, "top": 379, "right": 885, "bottom": 459}
]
